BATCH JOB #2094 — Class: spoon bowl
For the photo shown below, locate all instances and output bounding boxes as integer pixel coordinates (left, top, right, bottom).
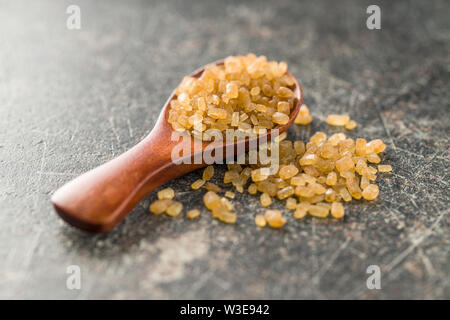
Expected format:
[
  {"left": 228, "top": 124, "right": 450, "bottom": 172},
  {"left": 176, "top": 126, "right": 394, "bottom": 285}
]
[{"left": 51, "top": 59, "right": 303, "bottom": 232}]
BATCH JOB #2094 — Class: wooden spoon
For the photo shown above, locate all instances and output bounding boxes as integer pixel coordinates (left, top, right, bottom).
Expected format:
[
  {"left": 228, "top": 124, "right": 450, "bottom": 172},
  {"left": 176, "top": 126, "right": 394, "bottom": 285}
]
[{"left": 51, "top": 60, "right": 303, "bottom": 233}]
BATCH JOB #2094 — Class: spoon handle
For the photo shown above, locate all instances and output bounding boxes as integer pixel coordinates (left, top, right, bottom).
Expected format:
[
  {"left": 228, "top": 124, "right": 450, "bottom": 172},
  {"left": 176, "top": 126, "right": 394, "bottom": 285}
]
[{"left": 51, "top": 128, "right": 203, "bottom": 233}]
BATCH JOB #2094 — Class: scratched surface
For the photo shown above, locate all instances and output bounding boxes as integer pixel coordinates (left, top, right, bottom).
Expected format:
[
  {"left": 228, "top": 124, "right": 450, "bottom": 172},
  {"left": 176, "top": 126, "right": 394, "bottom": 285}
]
[{"left": 0, "top": 0, "right": 449, "bottom": 299}]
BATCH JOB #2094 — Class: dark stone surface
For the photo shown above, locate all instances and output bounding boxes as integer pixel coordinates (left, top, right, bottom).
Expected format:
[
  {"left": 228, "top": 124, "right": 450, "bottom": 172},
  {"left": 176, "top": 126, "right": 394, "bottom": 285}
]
[{"left": 0, "top": 0, "right": 448, "bottom": 299}]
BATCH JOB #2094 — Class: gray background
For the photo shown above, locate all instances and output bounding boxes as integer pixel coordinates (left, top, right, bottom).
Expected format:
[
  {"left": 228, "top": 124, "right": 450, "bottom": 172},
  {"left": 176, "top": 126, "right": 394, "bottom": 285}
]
[{"left": 0, "top": 0, "right": 448, "bottom": 299}]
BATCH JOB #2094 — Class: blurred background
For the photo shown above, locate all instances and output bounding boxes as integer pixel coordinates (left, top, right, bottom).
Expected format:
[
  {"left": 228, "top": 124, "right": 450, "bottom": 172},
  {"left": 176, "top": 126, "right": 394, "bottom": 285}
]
[{"left": 0, "top": 0, "right": 448, "bottom": 299}]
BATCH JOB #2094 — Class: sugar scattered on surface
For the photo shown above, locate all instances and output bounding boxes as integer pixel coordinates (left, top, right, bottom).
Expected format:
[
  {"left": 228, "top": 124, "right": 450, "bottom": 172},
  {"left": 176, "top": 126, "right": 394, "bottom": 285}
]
[
  {"left": 202, "top": 166, "right": 214, "bottom": 181},
  {"left": 157, "top": 188, "right": 174, "bottom": 200},
  {"left": 264, "top": 210, "right": 286, "bottom": 228},
  {"left": 150, "top": 55, "right": 392, "bottom": 228},
  {"left": 378, "top": 164, "right": 392, "bottom": 172},
  {"left": 166, "top": 201, "right": 183, "bottom": 217},
  {"left": 254, "top": 214, "right": 266, "bottom": 227},
  {"left": 191, "top": 179, "right": 205, "bottom": 190},
  {"left": 294, "top": 104, "right": 312, "bottom": 125},
  {"left": 186, "top": 209, "right": 200, "bottom": 219}
]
